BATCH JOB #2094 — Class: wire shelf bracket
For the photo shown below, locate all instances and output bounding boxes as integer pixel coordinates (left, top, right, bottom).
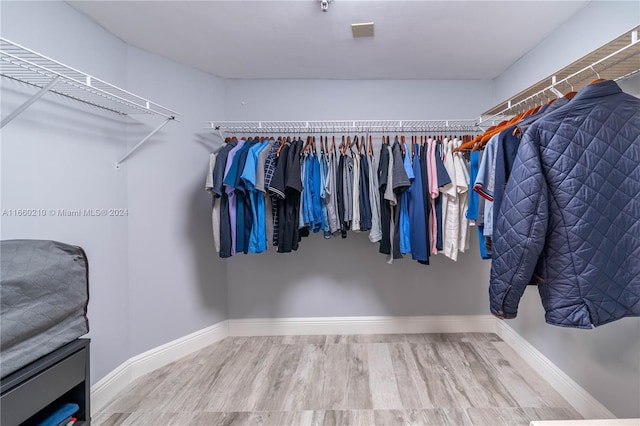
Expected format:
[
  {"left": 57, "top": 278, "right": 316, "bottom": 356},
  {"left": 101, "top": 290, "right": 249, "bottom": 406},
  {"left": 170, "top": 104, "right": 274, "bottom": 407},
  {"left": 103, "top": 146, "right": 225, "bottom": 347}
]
[
  {"left": 1, "top": 75, "right": 60, "bottom": 128},
  {"left": 115, "top": 116, "right": 174, "bottom": 169},
  {"left": 0, "top": 37, "right": 180, "bottom": 168}
]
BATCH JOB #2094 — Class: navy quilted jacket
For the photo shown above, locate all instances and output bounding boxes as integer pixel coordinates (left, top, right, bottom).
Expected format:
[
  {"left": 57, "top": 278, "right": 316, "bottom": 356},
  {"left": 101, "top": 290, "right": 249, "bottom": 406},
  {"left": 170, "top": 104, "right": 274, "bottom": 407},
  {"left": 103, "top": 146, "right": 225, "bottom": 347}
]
[{"left": 489, "top": 80, "right": 640, "bottom": 328}]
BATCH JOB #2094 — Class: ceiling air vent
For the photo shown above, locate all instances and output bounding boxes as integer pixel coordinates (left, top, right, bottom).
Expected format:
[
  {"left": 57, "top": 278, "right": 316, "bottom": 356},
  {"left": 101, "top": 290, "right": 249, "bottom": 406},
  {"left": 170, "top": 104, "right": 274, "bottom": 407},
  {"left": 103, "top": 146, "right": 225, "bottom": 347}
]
[{"left": 352, "top": 22, "right": 374, "bottom": 38}]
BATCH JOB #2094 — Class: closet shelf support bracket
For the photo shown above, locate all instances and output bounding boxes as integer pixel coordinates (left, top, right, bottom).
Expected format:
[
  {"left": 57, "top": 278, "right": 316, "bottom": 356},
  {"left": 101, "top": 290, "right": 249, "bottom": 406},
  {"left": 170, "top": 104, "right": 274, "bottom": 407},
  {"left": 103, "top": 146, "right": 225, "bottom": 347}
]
[
  {"left": 116, "top": 116, "right": 175, "bottom": 169},
  {"left": 1, "top": 75, "right": 60, "bottom": 129}
]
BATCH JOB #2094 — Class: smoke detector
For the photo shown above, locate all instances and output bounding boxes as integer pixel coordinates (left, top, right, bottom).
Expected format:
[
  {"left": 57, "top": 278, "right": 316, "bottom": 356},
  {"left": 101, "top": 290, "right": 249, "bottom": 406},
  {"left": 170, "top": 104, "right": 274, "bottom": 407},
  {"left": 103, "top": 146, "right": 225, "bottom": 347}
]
[
  {"left": 319, "top": 0, "right": 334, "bottom": 12},
  {"left": 352, "top": 22, "right": 374, "bottom": 38}
]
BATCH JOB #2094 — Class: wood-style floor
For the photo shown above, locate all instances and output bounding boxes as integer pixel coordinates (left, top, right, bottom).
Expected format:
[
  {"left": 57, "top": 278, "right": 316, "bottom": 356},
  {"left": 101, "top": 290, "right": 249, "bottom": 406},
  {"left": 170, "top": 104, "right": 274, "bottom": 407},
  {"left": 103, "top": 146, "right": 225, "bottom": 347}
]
[{"left": 93, "top": 333, "right": 582, "bottom": 426}]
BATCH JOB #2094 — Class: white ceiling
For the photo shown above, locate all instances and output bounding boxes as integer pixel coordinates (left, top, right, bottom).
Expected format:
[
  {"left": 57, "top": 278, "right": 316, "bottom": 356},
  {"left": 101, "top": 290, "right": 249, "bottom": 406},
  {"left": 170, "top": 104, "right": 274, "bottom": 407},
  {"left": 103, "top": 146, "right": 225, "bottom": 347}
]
[{"left": 68, "top": 1, "right": 589, "bottom": 80}]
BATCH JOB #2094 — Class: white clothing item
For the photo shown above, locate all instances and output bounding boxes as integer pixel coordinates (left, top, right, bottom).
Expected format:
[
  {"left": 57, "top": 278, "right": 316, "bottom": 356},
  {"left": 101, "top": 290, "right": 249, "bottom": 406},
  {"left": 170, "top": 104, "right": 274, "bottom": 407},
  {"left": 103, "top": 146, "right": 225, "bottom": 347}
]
[
  {"left": 352, "top": 152, "right": 361, "bottom": 232},
  {"left": 453, "top": 140, "right": 471, "bottom": 253},
  {"left": 442, "top": 139, "right": 462, "bottom": 261},
  {"left": 205, "top": 153, "right": 215, "bottom": 191},
  {"left": 367, "top": 153, "right": 382, "bottom": 243},
  {"left": 205, "top": 152, "right": 221, "bottom": 253}
]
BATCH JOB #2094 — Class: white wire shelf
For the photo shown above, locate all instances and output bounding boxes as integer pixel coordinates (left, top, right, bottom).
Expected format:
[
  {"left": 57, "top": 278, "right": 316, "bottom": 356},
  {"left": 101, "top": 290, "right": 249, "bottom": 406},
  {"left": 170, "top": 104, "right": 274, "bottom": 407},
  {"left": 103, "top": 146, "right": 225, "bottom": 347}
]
[
  {"left": 0, "top": 37, "right": 179, "bottom": 119},
  {"left": 481, "top": 27, "right": 640, "bottom": 120},
  {"left": 207, "top": 120, "right": 483, "bottom": 135},
  {"left": 0, "top": 37, "right": 180, "bottom": 168}
]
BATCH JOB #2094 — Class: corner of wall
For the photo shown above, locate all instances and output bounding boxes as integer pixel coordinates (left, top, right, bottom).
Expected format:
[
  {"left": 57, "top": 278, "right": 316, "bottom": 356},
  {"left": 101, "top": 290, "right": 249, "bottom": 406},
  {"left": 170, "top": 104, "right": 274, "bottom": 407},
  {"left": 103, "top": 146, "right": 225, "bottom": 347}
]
[{"left": 494, "top": 1, "right": 639, "bottom": 102}]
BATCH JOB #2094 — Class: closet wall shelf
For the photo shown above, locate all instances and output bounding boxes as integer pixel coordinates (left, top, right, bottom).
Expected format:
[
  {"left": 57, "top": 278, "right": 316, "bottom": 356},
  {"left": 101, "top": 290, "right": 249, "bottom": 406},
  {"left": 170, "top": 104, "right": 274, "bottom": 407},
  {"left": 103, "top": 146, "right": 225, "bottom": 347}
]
[
  {"left": 480, "top": 26, "right": 640, "bottom": 123},
  {"left": 207, "top": 119, "right": 483, "bottom": 136},
  {"left": 0, "top": 37, "right": 180, "bottom": 168}
]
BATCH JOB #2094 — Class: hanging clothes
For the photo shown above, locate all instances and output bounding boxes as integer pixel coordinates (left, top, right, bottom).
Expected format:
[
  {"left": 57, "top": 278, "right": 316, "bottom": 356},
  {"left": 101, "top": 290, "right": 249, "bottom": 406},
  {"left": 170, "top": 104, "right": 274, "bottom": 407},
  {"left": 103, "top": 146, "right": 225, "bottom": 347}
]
[
  {"left": 441, "top": 137, "right": 459, "bottom": 260},
  {"left": 241, "top": 139, "right": 269, "bottom": 253},
  {"left": 409, "top": 143, "right": 428, "bottom": 262},
  {"left": 359, "top": 152, "right": 372, "bottom": 233},
  {"left": 399, "top": 142, "right": 414, "bottom": 255},
  {"left": 367, "top": 150, "right": 382, "bottom": 243},
  {"left": 351, "top": 149, "right": 361, "bottom": 232},
  {"left": 490, "top": 80, "right": 640, "bottom": 328},
  {"left": 232, "top": 139, "right": 256, "bottom": 255},
  {"left": 319, "top": 151, "right": 331, "bottom": 238},
  {"left": 453, "top": 139, "right": 471, "bottom": 254},
  {"left": 378, "top": 141, "right": 392, "bottom": 255},
  {"left": 325, "top": 151, "right": 340, "bottom": 235},
  {"left": 221, "top": 139, "right": 246, "bottom": 256},
  {"left": 264, "top": 139, "right": 281, "bottom": 247},
  {"left": 342, "top": 151, "right": 354, "bottom": 229},
  {"left": 205, "top": 152, "right": 219, "bottom": 252},
  {"left": 255, "top": 139, "right": 276, "bottom": 250},
  {"left": 206, "top": 131, "right": 475, "bottom": 262}
]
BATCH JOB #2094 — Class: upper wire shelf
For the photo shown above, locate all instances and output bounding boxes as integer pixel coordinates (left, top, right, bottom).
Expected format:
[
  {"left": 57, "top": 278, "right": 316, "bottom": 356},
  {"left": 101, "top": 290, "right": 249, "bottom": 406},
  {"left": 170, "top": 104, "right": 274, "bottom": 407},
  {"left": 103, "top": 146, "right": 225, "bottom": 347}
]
[
  {"left": 480, "top": 27, "right": 640, "bottom": 122},
  {"left": 207, "top": 119, "right": 483, "bottom": 135},
  {"left": 0, "top": 37, "right": 179, "bottom": 119}
]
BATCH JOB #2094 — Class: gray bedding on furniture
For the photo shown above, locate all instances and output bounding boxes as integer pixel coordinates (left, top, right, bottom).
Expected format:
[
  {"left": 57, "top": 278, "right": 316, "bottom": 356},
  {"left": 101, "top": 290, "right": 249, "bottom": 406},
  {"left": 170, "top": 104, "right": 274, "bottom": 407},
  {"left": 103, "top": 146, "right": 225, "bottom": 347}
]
[{"left": 1, "top": 240, "right": 89, "bottom": 378}]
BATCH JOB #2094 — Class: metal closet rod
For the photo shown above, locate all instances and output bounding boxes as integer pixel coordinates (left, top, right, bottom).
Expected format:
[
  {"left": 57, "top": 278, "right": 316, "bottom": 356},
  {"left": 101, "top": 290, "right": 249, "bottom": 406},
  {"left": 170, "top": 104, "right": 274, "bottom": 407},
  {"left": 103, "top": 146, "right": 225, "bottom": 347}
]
[
  {"left": 206, "top": 119, "right": 483, "bottom": 134},
  {"left": 482, "top": 30, "right": 639, "bottom": 123}
]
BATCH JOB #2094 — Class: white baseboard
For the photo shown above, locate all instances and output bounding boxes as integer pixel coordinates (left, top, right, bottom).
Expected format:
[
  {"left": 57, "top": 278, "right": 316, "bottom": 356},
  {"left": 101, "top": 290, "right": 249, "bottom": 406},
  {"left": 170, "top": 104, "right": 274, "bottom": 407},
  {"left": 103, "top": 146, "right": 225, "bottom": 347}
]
[
  {"left": 91, "top": 320, "right": 228, "bottom": 414},
  {"left": 227, "top": 315, "right": 497, "bottom": 336},
  {"left": 495, "top": 321, "right": 615, "bottom": 420}
]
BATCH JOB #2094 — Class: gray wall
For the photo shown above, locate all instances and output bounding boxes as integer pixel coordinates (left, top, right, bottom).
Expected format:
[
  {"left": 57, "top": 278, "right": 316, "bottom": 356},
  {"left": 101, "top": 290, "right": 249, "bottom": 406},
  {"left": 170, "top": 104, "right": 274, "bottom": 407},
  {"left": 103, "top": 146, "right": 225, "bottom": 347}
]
[
  {"left": 225, "top": 79, "right": 494, "bottom": 121},
  {"left": 493, "top": 1, "right": 640, "bottom": 418},
  {"left": 495, "top": 1, "right": 640, "bottom": 102},
  {"left": 224, "top": 78, "right": 495, "bottom": 319},
  {"left": 124, "top": 45, "right": 228, "bottom": 356},
  {"left": 0, "top": 1, "right": 228, "bottom": 383},
  {"left": 0, "top": 1, "right": 130, "bottom": 382}
]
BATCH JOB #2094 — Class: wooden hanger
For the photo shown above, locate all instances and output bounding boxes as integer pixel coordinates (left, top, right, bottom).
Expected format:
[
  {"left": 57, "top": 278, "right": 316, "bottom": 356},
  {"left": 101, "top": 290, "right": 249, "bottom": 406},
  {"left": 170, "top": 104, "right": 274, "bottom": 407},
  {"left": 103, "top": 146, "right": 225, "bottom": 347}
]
[
  {"left": 331, "top": 135, "right": 336, "bottom": 154},
  {"left": 276, "top": 136, "right": 289, "bottom": 156},
  {"left": 368, "top": 135, "right": 373, "bottom": 156},
  {"left": 303, "top": 135, "right": 311, "bottom": 154}
]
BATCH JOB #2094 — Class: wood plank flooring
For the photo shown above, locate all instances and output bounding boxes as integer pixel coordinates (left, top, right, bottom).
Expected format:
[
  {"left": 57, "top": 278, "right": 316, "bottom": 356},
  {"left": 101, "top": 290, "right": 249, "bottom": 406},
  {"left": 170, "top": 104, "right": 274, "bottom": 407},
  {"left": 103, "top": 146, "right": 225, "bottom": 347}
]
[{"left": 93, "top": 333, "right": 582, "bottom": 426}]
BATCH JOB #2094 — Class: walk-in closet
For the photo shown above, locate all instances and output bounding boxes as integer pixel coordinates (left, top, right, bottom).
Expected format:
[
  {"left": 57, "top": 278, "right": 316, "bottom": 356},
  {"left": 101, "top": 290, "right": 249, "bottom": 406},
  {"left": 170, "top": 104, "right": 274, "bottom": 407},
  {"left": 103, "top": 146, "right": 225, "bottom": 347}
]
[{"left": 1, "top": 1, "right": 639, "bottom": 425}]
